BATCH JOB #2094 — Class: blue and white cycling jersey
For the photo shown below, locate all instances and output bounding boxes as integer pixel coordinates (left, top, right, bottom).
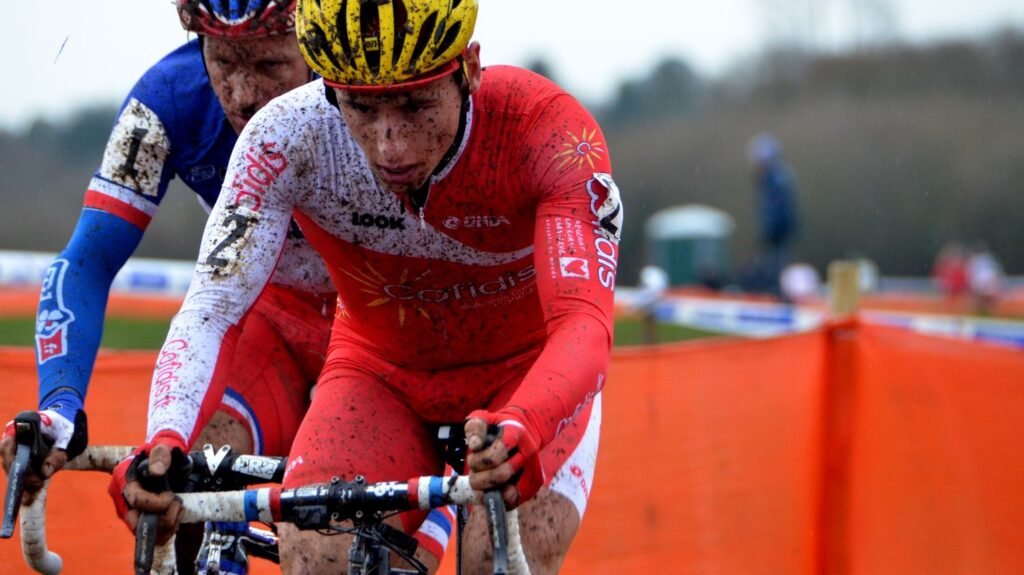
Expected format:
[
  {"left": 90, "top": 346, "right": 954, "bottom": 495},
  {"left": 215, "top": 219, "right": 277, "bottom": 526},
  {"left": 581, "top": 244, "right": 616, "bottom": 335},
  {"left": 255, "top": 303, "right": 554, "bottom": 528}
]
[{"left": 35, "top": 39, "right": 330, "bottom": 415}]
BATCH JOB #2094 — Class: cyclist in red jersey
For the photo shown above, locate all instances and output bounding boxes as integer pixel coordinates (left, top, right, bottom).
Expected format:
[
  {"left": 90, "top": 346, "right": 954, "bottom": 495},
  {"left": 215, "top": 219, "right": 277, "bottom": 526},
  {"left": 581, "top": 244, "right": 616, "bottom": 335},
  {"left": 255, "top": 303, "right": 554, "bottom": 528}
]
[{"left": 114, "top": 1, "right": 622, "bottom": 573}]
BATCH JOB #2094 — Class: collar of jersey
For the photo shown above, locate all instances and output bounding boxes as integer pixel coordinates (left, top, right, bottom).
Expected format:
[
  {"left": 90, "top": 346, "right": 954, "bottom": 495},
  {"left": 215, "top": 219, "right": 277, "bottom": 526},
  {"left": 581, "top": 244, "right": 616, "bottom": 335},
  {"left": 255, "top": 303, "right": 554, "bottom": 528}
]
[{"left": 429, "top": 92, "right": 474, "bottom": 185}]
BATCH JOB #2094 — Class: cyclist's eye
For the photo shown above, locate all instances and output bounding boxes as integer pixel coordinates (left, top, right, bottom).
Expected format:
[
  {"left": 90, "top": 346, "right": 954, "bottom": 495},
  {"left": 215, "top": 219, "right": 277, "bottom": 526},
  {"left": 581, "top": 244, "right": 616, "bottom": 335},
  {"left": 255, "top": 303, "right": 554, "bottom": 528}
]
[
  {"left": 258, "top": 61, "right": 284, "bottom": 73},
  {"left": 344, "top": 101, "right": 373, "bottom": 114}
]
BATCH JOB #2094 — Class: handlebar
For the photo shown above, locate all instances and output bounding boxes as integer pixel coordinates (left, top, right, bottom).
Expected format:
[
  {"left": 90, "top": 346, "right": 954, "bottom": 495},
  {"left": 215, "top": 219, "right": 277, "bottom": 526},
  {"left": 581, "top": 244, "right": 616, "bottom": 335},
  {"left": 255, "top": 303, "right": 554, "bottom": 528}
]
[
  {"left": 14, "top": 445, "right": 176, "bottom": 575},
  {"left": 171, "top": 474, "right": 528, "bottom": 575},
  {"left": 17, "top": 444, "right": 276, "bottom": 575},
  {"left": 175, "top": 474, "right": 478, "bottom": 525},
  {"left": 16, "top": 445, "right": 530, "bottom": 575}
]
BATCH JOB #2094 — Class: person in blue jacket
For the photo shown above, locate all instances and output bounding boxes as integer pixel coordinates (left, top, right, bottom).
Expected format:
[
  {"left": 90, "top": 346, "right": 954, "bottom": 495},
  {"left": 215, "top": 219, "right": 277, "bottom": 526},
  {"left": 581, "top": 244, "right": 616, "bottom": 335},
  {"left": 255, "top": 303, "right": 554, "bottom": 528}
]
[{"left": 744, "top": 132, "right": 801, "bottom": 297}]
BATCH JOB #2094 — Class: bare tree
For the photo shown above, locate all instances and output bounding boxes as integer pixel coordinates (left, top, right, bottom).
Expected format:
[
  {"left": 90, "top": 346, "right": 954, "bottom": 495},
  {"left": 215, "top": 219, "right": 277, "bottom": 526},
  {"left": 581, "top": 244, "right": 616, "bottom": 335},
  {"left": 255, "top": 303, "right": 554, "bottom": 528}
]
[
  {"left": 754, "top": 0, "right": 818, "bottom": 51},
  {"left": 752, "top": 0, "right": 899, "bottom": 53},
  {"left": 846, "top": 0, "right": 899, "bottom": 48}
]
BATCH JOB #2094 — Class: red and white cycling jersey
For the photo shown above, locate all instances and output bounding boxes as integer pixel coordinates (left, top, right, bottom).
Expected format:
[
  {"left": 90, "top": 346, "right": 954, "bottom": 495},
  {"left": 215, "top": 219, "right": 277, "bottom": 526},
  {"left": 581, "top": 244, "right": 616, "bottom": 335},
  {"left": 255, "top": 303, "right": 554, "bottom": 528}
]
[{"left": 147, "top": 66, "right": 622, "bottom": 452}]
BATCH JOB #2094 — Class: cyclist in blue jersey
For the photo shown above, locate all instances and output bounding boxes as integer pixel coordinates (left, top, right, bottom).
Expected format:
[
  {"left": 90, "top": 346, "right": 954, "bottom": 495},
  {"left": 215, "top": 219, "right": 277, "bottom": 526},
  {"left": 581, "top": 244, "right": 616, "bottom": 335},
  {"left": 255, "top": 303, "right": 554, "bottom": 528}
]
[
  {"left": 2, "top": 2, "right": 335, "bottom": 573},
  {"left": 4, "top": 2, "right": 454, "bottom": 570},
  {"left": 2, "top": 0, "right": 330, "bottom": 479}
]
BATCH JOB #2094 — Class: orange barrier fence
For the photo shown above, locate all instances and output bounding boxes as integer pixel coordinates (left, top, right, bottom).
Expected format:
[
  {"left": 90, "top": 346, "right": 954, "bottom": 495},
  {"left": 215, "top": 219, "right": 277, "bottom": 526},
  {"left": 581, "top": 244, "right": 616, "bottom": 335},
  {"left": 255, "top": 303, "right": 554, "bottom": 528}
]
[
  {"left": 569, "top": 332, "right": 829, "bottom": 574},
  {"left": 3, "top": 319, "right": 1024, "bottom": 574},
  {"left": 0, "top": 347, "right": 166, "bottom": 574},
  {"left": 827, "top": 323, "right": 1024, "bottom": 574},
  {"left": 0, "top": 288, "right": 183, "bottom": 320}
]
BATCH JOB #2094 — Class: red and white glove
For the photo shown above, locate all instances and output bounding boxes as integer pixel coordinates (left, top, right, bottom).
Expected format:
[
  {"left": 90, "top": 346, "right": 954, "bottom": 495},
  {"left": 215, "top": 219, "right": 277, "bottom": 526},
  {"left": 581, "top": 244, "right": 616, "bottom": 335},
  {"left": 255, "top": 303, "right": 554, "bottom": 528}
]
[
  {"left": 2, "top": 409, "right": 87, "bottom": 458},
  {"left": 466, "top": 409, "right": 545, "bottom": 504},
  {"left": 1, "top": 409, "right": 88, "bottom": 501},
  {"left": 107, "top": 435, "right": 188, "bottom": 531},
  {"left": 107, "top": 446, "right": 145, "bottom": 528}
]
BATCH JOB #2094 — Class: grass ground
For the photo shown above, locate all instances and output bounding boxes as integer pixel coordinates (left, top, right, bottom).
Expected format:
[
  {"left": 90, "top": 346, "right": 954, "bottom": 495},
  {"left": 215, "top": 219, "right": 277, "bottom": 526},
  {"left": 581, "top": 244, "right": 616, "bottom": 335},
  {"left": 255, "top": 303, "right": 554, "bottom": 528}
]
[
  {"left": 0, "top": 317, "right": 174, "bottom": 350},
  {"left": 0, "top": 315, "right": 721, "bottom": 349}
]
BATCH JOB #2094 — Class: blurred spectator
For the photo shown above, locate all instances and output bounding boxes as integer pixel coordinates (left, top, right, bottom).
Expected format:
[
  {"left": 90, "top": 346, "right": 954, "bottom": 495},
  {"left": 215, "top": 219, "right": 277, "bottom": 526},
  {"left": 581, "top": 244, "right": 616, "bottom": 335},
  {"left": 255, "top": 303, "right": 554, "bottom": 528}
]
[
  {"left": 634, "top": 265, "right": 670, "bottom": 310},
  {"left": 966, "top": 243, "right": 1004, "bottom": 315},
  {"left": 932, "top": 241, "right": 969, "bottom": 301},
  {"left": 780, "top": 262, "right": 821, "bottom": 304},
  {"left": 741, "top": 132, "right": 801, "bottom": 297},
  {"left": 854, "top": 256, "right": 880, "bottom": 293}
]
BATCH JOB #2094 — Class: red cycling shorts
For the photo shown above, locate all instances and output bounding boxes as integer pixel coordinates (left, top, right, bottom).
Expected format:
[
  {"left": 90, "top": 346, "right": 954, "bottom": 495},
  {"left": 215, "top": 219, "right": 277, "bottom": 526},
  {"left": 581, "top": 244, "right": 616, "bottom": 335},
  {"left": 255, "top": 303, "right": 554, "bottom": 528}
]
[
  {"left": 283, "top": 342, "right": 601, "bottom": 529},
  {"left": 215, "top": 283, "right": 335, "bottom": 456}
]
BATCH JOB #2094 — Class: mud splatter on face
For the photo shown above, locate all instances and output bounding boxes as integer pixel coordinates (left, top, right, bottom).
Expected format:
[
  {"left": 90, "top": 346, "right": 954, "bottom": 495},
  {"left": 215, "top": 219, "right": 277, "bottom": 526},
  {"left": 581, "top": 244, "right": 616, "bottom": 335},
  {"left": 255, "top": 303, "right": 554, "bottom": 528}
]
[
  {"left": 335, "top": 77, "right": 463, "bottom": 196},
  {"left": 203, "top": 34, "right": 311, "bottom": 134}
]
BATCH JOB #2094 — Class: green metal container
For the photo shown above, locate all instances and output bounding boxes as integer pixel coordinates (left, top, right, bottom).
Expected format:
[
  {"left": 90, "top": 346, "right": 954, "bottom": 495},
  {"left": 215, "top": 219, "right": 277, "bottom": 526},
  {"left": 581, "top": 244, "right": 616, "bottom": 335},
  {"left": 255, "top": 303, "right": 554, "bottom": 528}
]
[{"left": 646, "top": 205, "right": 734, "bottom": 287}]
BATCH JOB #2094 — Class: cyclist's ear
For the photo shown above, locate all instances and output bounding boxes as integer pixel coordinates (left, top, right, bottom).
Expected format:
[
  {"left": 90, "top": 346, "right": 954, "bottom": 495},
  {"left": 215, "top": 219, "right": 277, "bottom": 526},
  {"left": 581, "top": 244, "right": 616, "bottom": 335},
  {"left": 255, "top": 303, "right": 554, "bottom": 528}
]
[{"left": 461, "top": 42, "right": 482, "bottom": 95}]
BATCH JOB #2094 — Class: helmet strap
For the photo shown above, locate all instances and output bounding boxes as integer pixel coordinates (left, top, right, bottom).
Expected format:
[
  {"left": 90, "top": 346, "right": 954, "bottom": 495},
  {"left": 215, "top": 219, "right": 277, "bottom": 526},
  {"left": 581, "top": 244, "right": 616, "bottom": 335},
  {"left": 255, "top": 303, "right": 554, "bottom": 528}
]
[
  {"left": 429, "top": 79, "right": 471, "bottom": 179},
  {"left": 410, "top": 79, "right": 471, "bottom": 212},
  {"left": 452, "top": 56, "right": 470, "bottom": 98}
]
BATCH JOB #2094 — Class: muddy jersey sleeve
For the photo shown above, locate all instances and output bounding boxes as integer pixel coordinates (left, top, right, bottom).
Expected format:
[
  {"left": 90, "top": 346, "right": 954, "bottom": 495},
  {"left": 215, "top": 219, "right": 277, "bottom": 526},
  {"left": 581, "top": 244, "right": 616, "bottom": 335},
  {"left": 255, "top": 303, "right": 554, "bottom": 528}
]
[
  {"left": 144, "top": 109, "right": 302, "bottom": 449},
  {"left": 505, "top": 93, "right": 622, "bottom": 447},
  {"left": 35, "top": 71, "right": 178, "bottom": 413}
]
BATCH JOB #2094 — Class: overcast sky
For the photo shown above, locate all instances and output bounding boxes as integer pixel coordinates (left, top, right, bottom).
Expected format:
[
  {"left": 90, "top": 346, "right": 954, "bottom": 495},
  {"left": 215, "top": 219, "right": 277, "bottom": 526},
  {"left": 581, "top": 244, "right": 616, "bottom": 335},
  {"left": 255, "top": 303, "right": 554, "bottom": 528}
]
[{"left": 1, "top": 0, "right": 1022, "bottom": 132}]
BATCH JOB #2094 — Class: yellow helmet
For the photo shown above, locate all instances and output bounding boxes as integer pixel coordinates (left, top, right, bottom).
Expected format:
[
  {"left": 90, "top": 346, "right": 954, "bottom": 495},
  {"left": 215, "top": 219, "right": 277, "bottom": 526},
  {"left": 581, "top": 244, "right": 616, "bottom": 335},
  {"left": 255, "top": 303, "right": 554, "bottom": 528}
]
[{"left": 297, "top": 0, "right": 478, "bottom": 91}]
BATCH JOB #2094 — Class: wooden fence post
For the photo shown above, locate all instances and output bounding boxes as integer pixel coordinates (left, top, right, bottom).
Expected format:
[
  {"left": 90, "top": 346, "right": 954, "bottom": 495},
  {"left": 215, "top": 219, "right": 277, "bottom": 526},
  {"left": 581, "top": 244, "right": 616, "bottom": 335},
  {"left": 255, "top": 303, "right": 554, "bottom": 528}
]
[
  {"left": 819, "top": 259, "right": 862, "bottom": 575},
  {"left": 828, "top": 260, "right": 861, "bottom": 316}
]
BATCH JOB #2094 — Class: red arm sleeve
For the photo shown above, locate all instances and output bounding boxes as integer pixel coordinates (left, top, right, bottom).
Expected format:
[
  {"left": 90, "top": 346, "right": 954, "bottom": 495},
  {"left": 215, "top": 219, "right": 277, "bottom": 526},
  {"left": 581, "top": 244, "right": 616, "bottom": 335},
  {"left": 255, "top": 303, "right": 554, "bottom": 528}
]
[{"left": 501, "top": 93, "right": 622, "bottom": 447}]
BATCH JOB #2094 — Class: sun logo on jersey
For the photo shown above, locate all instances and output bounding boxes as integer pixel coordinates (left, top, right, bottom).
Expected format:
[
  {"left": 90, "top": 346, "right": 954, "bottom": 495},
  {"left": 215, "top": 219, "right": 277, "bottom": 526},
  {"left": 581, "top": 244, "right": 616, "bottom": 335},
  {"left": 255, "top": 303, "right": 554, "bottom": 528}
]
[
  {"left": 555, "top": 127, "right": 605, "bottom": 171},
  {"left": 340, "top": 263, "right": 432, "bottom": 327}
]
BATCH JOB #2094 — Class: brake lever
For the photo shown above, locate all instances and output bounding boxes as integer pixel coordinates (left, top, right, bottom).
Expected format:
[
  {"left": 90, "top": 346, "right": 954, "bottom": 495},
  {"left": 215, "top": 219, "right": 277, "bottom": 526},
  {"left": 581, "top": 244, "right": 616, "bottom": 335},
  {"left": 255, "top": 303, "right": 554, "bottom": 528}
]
[
  {"left": 1, "top": 411, "right": 50, "bottom": 538},
  {"left": 478, "top": 425, "right": 510, "bottom": 575},
  {"left": 134, "top": 510, "right": 161, "bottom": 575},
  {"left": 483, "top": 490, "right": 510, "bottom": 575},
  {"left": 128, "top": 449, "right": 192, "bottom": 575},
  {"left": 130, "top": 457, "right": 168, "bottom": 575}
]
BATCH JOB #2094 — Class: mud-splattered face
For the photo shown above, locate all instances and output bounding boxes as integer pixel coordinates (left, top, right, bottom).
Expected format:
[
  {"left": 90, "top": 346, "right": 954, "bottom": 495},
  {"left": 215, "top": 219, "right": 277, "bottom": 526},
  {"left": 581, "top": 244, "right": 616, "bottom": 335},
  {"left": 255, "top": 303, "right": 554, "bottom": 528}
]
[
  {"left": 203, "top": 35, "right": 310, "bottom": 134},
  {"left": 334, "top": 43, "right": 483, "bottom": 196},
  {"left": 336, "top": 79, "right": 463, "bottom": 195}
]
